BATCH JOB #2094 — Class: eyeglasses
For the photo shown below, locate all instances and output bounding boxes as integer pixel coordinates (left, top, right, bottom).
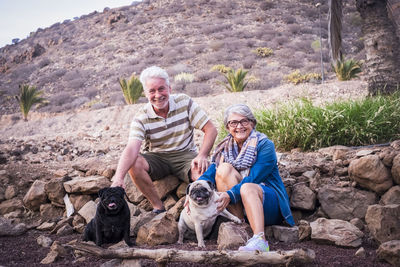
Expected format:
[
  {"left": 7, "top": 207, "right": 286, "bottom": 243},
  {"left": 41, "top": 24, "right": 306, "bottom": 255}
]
[{"left": 227, "top": 119, "right": 251, "bottom": 128}]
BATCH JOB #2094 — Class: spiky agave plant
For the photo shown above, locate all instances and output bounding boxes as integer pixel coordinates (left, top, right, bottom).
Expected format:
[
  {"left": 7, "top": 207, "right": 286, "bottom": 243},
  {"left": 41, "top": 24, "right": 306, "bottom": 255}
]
[
  {"left": 219, "top": 68, "right": 249, "bottom": 92},
  {"left": 332, "top": 54, "right": 362, "bottom": 81},
  {"left": 15, "top": 84, "right": 45, "bottom": 121},
  {"left": 119, "top": 74, "right": 143, "bottom": 104}
]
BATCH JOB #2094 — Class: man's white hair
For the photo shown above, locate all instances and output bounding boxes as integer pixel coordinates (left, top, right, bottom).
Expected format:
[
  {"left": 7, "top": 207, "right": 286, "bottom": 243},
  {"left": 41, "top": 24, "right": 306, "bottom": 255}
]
[{"left": 139, "top": 66, "right": 170, "bottom": 90}]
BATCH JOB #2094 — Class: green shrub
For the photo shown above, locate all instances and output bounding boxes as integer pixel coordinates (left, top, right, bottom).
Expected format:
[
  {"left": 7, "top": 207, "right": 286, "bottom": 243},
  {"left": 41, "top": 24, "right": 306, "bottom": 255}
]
[
  {"left": 210, "top": 64, "right": 232, "bottom": 74},
  {"left": 219, "top": 68, "right": 249, "bottom": 92},
  {"left": 119, "top": 74, "right": 143, "bottom": 104},
  {"left": 253, "top": 47, "right": 274, "bottom": 57},
  {"left": 253, "top": 93, "right": 400, "bottom": 151},
  {"left": 332, "top": 55, "right": 362, "bottom": 81},
  {"left": 284, "top": 70, "right": 322, "bottom": 85},
  {"left": 15, "top": 84, "right": 45, "bottom": 121},
  {"left": 174, "top": 72, "right": 195, "bottom": 83},
  {"left": 311, "top": 40, "right": 321, "bottom": 52}
]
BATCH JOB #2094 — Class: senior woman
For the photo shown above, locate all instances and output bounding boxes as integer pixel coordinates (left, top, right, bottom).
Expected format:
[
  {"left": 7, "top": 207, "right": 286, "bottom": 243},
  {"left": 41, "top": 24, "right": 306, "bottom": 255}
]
[{"left": 198, "top": 104, "right": 294, "bottom": 252}]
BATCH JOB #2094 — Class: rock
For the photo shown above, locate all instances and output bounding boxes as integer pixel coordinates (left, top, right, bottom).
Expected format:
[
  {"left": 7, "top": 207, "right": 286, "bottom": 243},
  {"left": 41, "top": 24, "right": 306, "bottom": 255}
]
[
  {"left": 310, "top": 218, "right": 364, "bottom": 247},
  {"left": 355, "top": 247, "right": 366, "bottom": 258},
  {"left": 127, "top": 202, "right": 141, "bottom": 217},
  {"left": 37, "top": 221, "right": 56, "bottom": 231},
  {"left": 380, "top": 150, "right": 396, "bottom": 167},
  {"left": 0, "top": 217, "right": 27, "bottom": 236},
  {"left": 166, "top": 197, "right": 185, "bottom": 221},
  {"left": 318, "top": 145, "right": 351, "bottom": 158},
  {"left": 40, "top": 203, "right": 64, "bottom": 221},
  {"left": 392, "top": 154, "right": 400, "bottom": 185},
  {"left": 37, "top": 235, "right": 53, "bottom": 247},
  {"left": 355, "top": 150, "right": 374, "bottom": 157},
  {"left": 365, "top": 204, "right": 400, "bottom": 244},
  {"left": 23, "top": 180, "right": 48, "bottom": 211},
  {"left": 318, "top": 185, "right": 377, "bottom": 220},
  {"left": 153, "top": 175, "right": 180, "bottom": 200},
  {"left": 298, "top": 220, "right": 311, "bottom": 241},
  {"left": 377, "top": 240, "right": 400, "bottom": 266},
  {"left": 348, "top": 155, "right": 393, "bottom": 194},
  {"left": 350, "top": 218, "right": 364, "bottom": 230},
  {"left": 0, "top": 198, "right": 24, "bottom": 215},
  {"left": 124, "top": 175, "right": 145, "bottom": 204},
  {"left": 290, "top": 183, "right": 316, "bottom": 211},
  {"left": 69, "top": 194, "right": 92, "bottom": 211},
  {"left": 45, "top": 177, "right": 69, "bottom": 207},
  {"left": 4, "top": 185, "right": 17, "bottom": 199},
  {"left": 217, "top": 222, "right": 251, "bottom": 250},
  {"left": 271, "top": 225, "right": 299, "bottom": 242},
  {"left": 130, "top": 211, "right": 156, "bottom": 237},
  {"left": 63, "top": 176, "right": 111, "bottom": 194},
  {"left": 56, "top": 224, "right": 74, "bottom": 236},
  {"left": 40, "top": 241, "right": 69, "bottom": 264},
  {"left": 164, "top": 195, "right": 177, "bottom": 210},
  {"left": 176, "top": 182, "right": 188, "bottom": 199},
  {"left": 380, "top": 185, "right": 400, "bottom": 205},
  {"left": 78, "top": 200, "right": 97, "bottom": 223},
  {"left": 136, "top": 213, "right": 178, "bottom": 246}
]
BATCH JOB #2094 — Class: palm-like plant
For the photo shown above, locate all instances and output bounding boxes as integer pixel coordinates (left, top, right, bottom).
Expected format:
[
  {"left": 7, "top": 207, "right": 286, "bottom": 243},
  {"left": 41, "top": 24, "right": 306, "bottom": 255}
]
[
  {"left": 15, "top": 84, "right": 45, "bottom": 121},
  {"left": 219, "top": 68, "right": 249, "bottom": 92},
  {"left": 331, "top": 54, "right": 362, "bottom": 81},
  {"left": 119, "top": 74, "right": 143, "bottom": 104}
]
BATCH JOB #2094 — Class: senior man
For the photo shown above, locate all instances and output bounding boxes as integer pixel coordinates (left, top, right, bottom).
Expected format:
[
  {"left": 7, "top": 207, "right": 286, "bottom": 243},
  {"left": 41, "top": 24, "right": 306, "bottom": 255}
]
[{"left": 111, "top": 66, "right": 217, "bottom": 213}]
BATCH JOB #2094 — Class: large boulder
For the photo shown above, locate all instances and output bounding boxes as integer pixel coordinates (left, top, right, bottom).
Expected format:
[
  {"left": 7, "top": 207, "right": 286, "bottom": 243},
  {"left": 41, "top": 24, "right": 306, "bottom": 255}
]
[
  {"left": 78, "top": 200, "right": 97, "bottom": 223},
  {"left": 217, "top": 222, "right": 251, "bottom": 250},
  {"left": 310, "top": 218, "right": 364, "bottom": 247},
  {"left": 348, "top": 155, "right": 393, "bottom": 194},
  {"left": 290, "top": 183, "right": 316, "bottom": 211},
  {"left": 153, "top": 175, "right": 180, "bottom": 200},
  {"left": 380, "top": 185, "right": 400, "bottom": 205},
  {"left": 0, "top": 217, "right": 27, "bottom": 236},
  {"left": 45, "top": 177, "right": 69, "bottom": 207},
  {"left": 365, "top": 204, "right": 400, "bottom": 243},
  {"left": 377, "top": 240, "right": 400, "bottom": 266},
  {"left": 63, "top": 176, "right": 111, "bottom": 194},
  {"left": 23, "top": 180, "right": 48, "bottom": 211},
  {"left": 391, "top": 154, "right": 400, "bottom": 184},
  {"left": 0, "top": 198, "right": 24, "bottom": 215},
  {"left": 318, "top": 185, "right": 377, "bottom": 220},
  {"left": 136, "top": 213, "right": 178, "bottom": 246}
]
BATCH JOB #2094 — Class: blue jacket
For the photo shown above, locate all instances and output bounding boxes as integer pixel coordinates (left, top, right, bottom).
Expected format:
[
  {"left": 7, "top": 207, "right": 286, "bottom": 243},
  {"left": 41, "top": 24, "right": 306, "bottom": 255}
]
[{"left": 199, "top": 138, "right": 295, "bottom": 226}]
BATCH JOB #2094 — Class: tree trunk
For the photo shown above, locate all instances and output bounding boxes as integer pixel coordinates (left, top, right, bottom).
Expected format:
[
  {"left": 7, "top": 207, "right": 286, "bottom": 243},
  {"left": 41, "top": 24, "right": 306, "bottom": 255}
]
[
  {"left": 67, "top": 241, "right": 316, "bottom": 267},
  {"left": 356, "top": 0, "right": 400, "bottom": 94}
]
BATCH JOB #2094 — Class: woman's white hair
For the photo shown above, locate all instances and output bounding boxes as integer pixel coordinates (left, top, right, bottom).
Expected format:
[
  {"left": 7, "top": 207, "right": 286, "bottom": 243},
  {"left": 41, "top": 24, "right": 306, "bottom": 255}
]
[
  {"left": 139, "top": 66, "right": 170, "bottom": 90},
  {"left": 224, "top": 104, "right": 257, "bottom": 129}
]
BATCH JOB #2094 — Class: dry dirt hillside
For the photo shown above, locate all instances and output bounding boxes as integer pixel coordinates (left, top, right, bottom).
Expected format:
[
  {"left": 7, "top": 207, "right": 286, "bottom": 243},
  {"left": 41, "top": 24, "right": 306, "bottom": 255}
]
[{"left": 0, "top": 0, "right": 365, "bottom": 117}]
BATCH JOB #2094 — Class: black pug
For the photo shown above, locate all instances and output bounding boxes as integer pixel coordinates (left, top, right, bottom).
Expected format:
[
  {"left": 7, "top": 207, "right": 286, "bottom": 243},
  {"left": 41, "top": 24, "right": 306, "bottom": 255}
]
[{"left": 83, "top": 187, "right": 133, "bottom": 246}]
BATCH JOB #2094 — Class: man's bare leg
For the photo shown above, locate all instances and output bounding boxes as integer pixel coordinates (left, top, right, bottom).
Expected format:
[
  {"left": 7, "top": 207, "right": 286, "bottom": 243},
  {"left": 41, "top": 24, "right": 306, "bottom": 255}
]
[{"left": 128, "top": 155, "right": 163, "bottom": 210}]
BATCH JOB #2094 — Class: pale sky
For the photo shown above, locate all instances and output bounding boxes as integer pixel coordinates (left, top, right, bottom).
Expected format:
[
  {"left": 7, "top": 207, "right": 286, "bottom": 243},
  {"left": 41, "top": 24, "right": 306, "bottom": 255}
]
[{"left": 0, "top": 0, "right": 136, "bottom": 48}]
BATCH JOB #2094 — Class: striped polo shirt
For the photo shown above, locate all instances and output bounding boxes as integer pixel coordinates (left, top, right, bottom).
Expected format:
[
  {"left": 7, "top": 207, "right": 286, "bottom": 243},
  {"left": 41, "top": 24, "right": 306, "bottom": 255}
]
[{"left": 129, "top": 94, "right": 209, "bottom": 152}]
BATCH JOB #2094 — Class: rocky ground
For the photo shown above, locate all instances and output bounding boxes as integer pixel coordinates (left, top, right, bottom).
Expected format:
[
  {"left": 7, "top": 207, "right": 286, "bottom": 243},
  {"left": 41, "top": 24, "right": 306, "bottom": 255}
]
[{"left": 0, "top": 81, "right": 398, "bottom": 267}]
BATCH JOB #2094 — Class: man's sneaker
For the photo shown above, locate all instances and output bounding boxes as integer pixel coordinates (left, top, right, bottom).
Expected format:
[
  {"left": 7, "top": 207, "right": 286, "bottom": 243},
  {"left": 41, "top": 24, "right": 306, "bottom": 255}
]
[{"left": 238, "top": 233, "right": 270, "bottom": 252}]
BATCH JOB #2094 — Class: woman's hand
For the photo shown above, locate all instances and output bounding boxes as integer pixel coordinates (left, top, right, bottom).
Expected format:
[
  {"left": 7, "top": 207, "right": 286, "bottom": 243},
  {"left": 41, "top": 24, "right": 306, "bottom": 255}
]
[{"left": 216, "top": 192, "right": 231, "bottom": 212}]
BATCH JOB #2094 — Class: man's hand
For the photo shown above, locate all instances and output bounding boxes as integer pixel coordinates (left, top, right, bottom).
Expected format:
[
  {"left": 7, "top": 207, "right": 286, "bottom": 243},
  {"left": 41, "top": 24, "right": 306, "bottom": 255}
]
[
  {"left": 216, "top": 192, "right": 231, "bottom": 212},
  {"left": 111, "top": 176, "right": 125, "bottom": 188},
  {"left": 191, "top": 154, "right": 209, "bottom": 176}
]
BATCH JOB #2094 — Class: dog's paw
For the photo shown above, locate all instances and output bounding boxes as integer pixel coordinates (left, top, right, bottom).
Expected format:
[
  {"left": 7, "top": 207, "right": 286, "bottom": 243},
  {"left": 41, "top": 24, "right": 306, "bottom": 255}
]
[
  {"left": 197, "top": 241, "right": 206, "bottom": 248},
  {"left": 233, "top": 217, "right": 242, "bottom": 224}
]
